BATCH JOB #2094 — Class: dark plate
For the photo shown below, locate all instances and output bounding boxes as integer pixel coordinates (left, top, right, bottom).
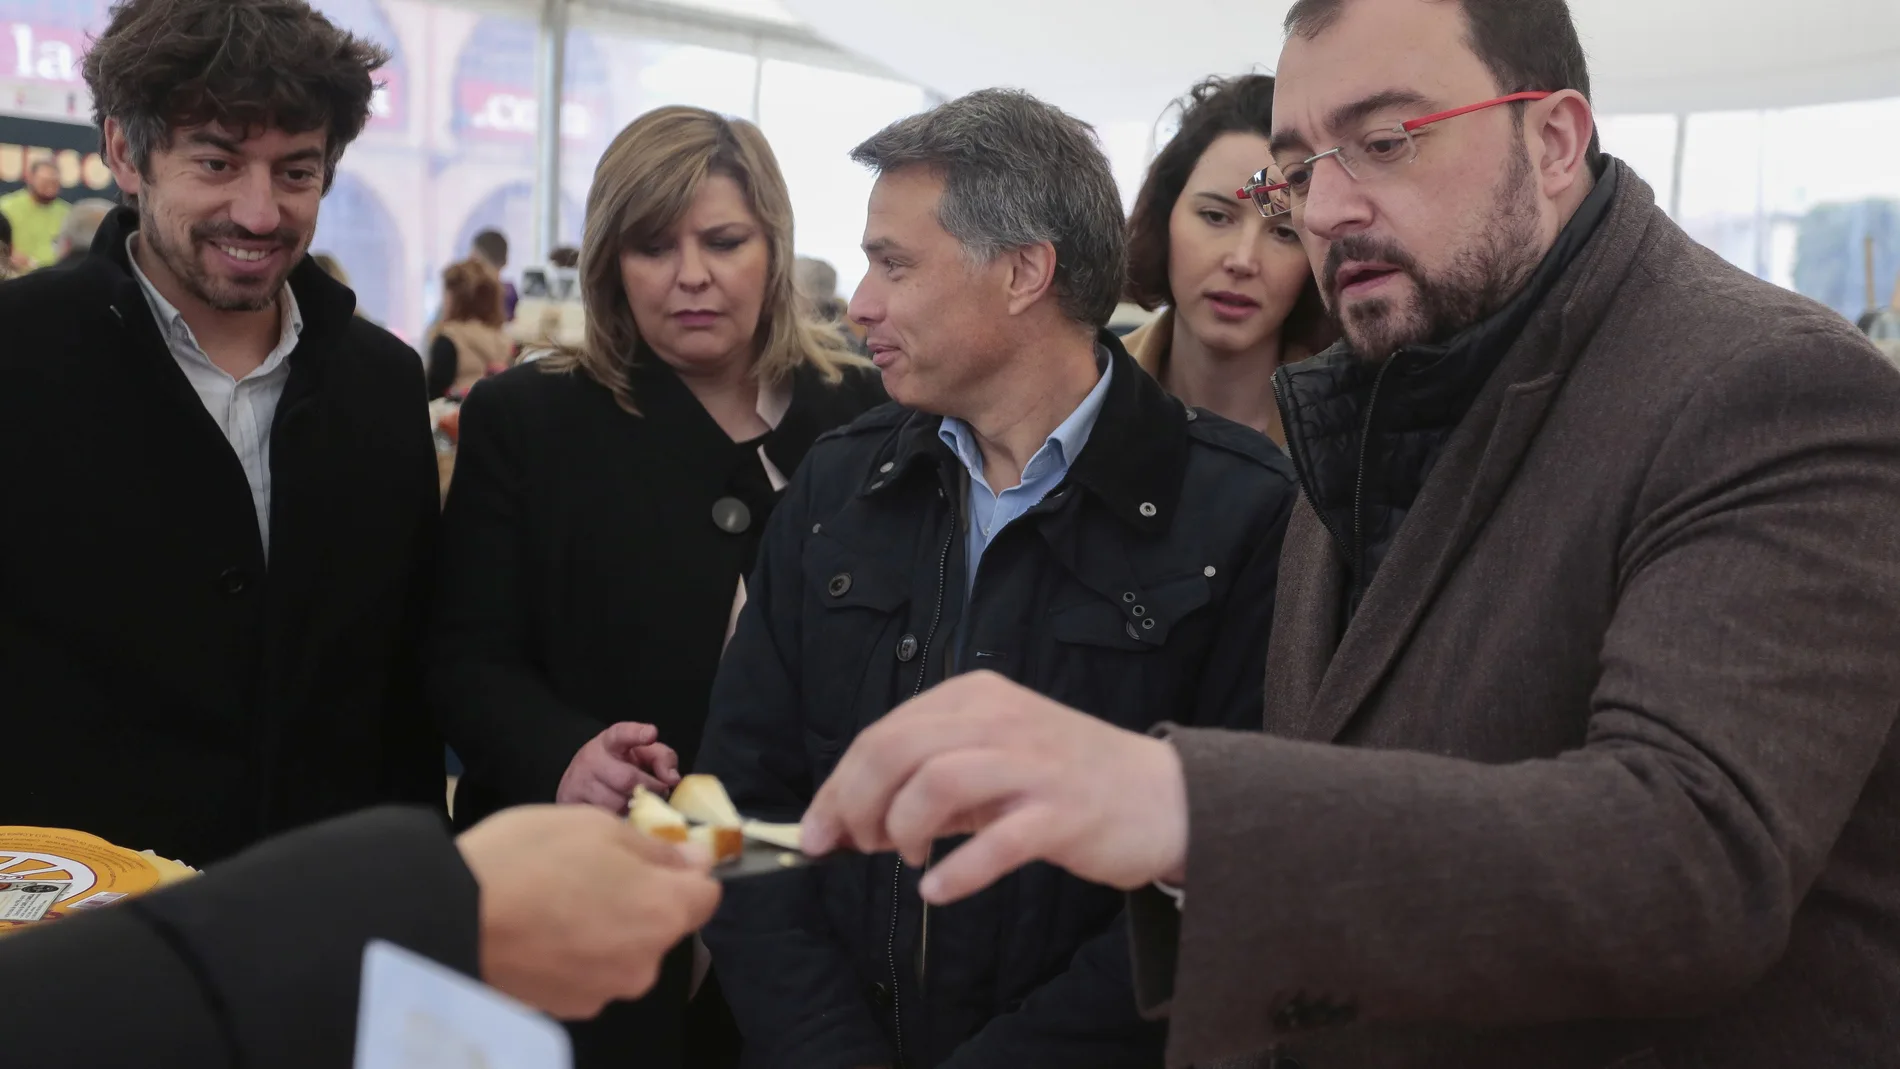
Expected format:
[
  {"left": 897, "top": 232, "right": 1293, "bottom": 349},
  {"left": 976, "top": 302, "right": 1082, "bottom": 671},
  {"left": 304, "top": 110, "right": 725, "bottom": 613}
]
[{"left": 714, "top": 838, "right": 817, "bottom": 882}]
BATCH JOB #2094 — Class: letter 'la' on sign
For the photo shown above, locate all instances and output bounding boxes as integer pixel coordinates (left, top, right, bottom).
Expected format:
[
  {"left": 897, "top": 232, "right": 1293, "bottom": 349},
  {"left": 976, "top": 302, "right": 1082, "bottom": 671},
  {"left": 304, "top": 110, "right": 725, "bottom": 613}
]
[{"left": 9, "top": 23, "right": 82, "bottom": 83}]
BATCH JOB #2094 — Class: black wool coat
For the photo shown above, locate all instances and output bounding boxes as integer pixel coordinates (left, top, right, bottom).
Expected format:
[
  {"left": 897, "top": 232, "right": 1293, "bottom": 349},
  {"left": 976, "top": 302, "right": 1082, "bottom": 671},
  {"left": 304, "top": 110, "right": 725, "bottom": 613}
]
[
  {"left": 0, "top": 209, "right": 445, "bottom": 867},
  {"left": 430, "top": 354, "right": 882, "bottom": 1069},
  {"left": 0, "top": 807, "right": 480, "bottom": 1069},
  {"left": 431, "top": 355, "right": 886, "bottom": 825}
]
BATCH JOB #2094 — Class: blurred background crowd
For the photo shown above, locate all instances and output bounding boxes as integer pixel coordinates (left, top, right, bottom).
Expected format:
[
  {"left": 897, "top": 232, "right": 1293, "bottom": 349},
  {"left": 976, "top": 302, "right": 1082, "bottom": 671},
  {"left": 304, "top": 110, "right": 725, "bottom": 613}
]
[{"left": 3, "top": 0, "right": 1897, "bottom": 361}]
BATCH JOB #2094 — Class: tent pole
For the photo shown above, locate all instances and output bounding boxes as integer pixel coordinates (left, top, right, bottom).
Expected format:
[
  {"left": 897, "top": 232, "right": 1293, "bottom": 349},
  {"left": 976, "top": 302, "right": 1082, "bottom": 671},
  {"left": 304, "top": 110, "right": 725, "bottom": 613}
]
[
  {"left": 1667, "top": 112, "right": 1687, "bottom": 221},
  {"left": 533, "top": 0, "right": 568, "bottom": 263}
]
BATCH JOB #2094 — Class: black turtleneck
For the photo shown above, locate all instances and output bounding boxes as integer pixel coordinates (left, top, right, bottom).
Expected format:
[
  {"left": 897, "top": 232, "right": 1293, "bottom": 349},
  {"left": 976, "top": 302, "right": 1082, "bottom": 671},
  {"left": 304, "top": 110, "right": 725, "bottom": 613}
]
[{"left": 1274, "top": 159, "right": 1619, "bottom": 620}]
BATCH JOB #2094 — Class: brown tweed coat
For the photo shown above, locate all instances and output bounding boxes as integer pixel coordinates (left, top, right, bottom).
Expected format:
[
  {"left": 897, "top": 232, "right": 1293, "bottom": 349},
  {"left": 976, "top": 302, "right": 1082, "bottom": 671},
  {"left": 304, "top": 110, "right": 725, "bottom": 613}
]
[{"left": 1130, "top": 162, "right": 1900, "bottom": 1069}]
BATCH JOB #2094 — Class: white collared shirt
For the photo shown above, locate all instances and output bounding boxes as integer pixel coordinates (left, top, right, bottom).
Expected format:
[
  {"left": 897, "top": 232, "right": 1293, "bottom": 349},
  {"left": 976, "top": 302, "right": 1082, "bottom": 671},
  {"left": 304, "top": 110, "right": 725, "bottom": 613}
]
[{"left": 127, "top": 235, "right": 303, "bottom": 560}]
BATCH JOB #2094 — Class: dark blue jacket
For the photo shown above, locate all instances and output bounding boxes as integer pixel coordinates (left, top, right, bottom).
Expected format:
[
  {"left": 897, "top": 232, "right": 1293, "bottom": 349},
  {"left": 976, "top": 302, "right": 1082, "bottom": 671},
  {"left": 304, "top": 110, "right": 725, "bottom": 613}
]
[{"left": 698, "top": 332, "right": 1298, "bottom": 1068}]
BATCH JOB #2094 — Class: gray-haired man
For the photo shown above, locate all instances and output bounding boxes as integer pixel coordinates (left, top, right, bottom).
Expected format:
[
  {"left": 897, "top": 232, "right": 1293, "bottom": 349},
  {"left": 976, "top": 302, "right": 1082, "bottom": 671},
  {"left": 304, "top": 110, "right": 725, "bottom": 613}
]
[{"left": 696, "top": 89, "right": 1301, "bottom": 1068}]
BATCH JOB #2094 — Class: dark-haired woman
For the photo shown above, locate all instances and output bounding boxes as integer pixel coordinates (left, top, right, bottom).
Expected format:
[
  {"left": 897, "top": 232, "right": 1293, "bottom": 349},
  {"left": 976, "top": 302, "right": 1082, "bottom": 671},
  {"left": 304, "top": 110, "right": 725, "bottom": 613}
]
[{"left": 1123, "top": 74, "right": 1335, "bottom": 447}]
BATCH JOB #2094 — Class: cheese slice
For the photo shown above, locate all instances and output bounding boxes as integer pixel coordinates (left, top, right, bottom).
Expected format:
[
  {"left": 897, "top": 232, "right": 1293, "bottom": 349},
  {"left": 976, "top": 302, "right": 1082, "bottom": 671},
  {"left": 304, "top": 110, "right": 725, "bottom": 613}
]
[
  {"left": 670, "top": 775, "right": 742, "bottom": 828},
  {"left": 629, "top": 787, "right": 689, "bottom": 844},
  {"left": 741, "top": 820, "right": 803, "bottom": 852}
]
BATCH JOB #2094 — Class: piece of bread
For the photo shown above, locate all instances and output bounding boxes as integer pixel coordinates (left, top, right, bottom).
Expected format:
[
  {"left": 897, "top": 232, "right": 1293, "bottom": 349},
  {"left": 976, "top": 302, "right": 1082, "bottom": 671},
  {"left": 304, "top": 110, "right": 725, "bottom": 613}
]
[
  {"left": 741, "top": 820, "right": 803, "bottom": 852},
  {"left": 688, "top": 823, "right": 745, "bottom": 864},
  {"left": 629, "top": 787, "right": 689, "bottom": 844},
  {"left": 670, "top": 774, "right": 742, "bottom": 828}
]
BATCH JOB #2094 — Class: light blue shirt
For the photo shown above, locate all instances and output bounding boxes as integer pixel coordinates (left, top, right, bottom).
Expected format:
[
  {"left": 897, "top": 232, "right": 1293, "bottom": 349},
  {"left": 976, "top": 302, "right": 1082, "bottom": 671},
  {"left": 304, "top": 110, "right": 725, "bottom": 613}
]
[{"left": 937, "top": 348, "right": 1113, "bottom": 595}]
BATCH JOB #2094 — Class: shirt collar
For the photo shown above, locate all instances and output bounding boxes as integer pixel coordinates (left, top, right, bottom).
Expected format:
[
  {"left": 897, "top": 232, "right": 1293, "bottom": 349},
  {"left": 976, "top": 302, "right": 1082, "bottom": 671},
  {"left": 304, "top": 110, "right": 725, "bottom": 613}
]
[
  {"left": 126, "top": 233, "right": 304, "bottom": 374},
  {"left": 937, "top": 344, "right": 1114, "bottom": 489},
  {"left": 868, "top": 330, "right": 1191, "bottom": 536}
]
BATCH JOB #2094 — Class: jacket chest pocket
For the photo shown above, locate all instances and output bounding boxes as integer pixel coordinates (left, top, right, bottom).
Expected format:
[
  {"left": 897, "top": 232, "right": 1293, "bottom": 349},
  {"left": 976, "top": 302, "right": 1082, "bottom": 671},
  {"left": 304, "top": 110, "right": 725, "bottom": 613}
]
[
  {"left": 1044, "top": 572, "right": 1213, "bottom": 730},
  {"left": 800, "top": 533, "right": 913, "bottom": 741},
  {"left": 1049, "top": 572, "right": 1211, "bottom": 649}
]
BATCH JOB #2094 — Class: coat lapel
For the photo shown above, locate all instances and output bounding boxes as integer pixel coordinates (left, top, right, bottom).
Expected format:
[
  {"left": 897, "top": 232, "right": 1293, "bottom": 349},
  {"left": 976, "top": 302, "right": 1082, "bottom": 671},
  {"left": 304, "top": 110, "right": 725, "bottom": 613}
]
[
  {"left": 1262, "top": 500, "right": 1346, "bottom": 736},
  {"left": 257, "top": 258, "right": 365, "bottom": 680},
  {"left": 1293, "top": 368, "right": 1566, "bottom": 742},
  {"left": 261, "top": 355, "right": 333, "bottom": 652}
]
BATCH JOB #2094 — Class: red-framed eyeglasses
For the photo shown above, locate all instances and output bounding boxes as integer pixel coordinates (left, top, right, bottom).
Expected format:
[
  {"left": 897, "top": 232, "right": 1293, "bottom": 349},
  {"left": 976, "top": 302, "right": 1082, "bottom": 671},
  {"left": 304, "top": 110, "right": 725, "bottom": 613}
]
[{"left": 1236, "top": 91, "right": 1555, "bottom": 219}]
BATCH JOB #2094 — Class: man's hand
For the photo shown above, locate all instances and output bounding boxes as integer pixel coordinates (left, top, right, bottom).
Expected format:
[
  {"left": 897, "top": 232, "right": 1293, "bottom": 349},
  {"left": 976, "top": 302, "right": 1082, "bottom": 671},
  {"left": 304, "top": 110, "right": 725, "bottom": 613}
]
[
  {"left": 457, "top": 805, "right": 721, "bottom": 1019},
  {"left": 801, "top": 671, "right": 1189, "bottom": 905},
  {"left": 556, "top": 722, "right": 681, "bottom": 813}
]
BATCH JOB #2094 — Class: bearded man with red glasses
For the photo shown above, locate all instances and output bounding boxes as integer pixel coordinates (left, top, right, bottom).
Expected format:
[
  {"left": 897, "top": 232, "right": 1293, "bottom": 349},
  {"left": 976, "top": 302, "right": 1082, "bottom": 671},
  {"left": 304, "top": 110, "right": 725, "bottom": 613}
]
[{"left": 795, "top": 1, "right": 1900, "bottom": 1067}]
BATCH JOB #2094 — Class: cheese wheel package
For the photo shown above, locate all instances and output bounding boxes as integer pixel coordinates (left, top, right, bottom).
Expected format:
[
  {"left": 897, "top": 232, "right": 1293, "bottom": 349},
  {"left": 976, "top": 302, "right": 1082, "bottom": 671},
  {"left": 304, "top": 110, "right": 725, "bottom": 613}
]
[{"left": 0, "top": 827, "right": 197, "bottom": 934}]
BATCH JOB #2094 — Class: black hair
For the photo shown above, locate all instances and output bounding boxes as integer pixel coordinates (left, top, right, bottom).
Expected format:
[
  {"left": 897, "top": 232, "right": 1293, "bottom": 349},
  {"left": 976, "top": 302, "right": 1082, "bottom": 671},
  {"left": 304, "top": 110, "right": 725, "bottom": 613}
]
[
  {"left": 83, "top": 0, "right": 388, "bottom": 193},
  {"left": 1123, "top": 75, "right": 1333, "bottom": 353},
  {"left": 1285, "top": 0, "right": 1602, "bottom": 164}
]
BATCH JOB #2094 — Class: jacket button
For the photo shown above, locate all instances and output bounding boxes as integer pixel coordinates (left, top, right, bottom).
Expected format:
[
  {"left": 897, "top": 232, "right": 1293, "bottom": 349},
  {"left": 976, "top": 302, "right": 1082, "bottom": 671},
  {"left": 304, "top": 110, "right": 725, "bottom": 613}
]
[
  {"left": 1139, "top": 501, "right": 1158, "bottom": 517},
  {"left": 895, "top": 634, "right": 919, "bottom": 662},
  {"left": 870, "top": 981, "right": 890, "bottom": 1007},
  {"left": 219, "top": 567, "right": 249, "bottom": 596},
  {"left": 711, "top": 496, "right": 751, "bottom": 534},
  {"left": 827, "top": 573, "right": 852, "bottom": 597}
]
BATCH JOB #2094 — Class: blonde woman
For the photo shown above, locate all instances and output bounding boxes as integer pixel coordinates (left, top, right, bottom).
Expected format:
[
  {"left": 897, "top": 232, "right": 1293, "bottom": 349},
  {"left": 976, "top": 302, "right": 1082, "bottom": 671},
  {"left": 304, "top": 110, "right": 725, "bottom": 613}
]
[
  {"left": 426, "top": 257, "right": 513, "bottom": 397},
  {"left": 428, "top": 106, "right": 882, "bottom": 1068}
]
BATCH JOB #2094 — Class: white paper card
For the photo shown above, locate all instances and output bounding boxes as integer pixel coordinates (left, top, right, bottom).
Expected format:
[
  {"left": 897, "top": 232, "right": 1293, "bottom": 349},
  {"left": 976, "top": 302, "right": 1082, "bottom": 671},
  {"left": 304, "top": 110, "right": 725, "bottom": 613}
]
[{"left": 354, "top": 939, "right": 571, "bottom": 1069}]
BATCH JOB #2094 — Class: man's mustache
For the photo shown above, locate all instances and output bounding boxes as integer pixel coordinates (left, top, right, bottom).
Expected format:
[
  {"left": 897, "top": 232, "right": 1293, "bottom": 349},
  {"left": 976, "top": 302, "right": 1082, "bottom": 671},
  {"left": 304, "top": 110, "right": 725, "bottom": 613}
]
[{"left": 1321, "top": 236, "right": 1423, "bottom": 302}]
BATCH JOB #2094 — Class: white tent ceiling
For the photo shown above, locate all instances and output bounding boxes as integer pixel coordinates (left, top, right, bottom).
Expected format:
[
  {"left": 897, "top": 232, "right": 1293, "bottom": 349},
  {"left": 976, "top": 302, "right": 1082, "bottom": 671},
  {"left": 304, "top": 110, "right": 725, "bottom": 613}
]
[{"left": 780, "top": 0, "right": 1900, "bottom": 126}]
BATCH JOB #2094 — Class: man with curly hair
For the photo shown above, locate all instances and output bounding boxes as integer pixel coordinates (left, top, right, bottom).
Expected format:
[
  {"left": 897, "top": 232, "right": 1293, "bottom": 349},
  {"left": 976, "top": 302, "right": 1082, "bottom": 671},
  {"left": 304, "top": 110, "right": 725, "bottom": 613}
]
[{"left": 0, "top": 0, "right": 445, "bottom": 870}]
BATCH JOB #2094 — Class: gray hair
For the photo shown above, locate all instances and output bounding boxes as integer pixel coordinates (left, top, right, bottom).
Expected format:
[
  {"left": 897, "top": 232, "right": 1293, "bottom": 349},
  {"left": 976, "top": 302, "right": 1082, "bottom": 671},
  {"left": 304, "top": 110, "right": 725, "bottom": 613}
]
[
  {"left": 57, "top": 198, "right": 116, "bottom": 257},
  {"left": 850, "top": 88, "right": 1125, "bottom": 327}
]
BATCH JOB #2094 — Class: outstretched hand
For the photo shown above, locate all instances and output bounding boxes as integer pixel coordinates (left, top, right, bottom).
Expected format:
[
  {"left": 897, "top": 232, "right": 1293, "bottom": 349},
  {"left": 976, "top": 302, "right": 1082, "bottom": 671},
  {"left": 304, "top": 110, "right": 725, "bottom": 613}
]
[
  {"left": 800, "top": 671, "right": 1190, "bottom": 905},
  {"left": 557, "top": 722, "right": 682, "bottom": 814},
  {"left": 458, "top": 805, "right": 720, "bottom": 1019}
]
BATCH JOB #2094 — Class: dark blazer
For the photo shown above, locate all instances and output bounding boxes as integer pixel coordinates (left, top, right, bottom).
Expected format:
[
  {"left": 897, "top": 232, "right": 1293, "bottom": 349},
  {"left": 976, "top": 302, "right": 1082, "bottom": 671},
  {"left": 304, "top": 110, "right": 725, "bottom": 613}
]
[
  {"left": 0, "top": 807, "right": 479, "bottom": 1068},
  {"left": 432, "top": 356, "right": 885, "bottom": 822},
  {"left": 0, "top": 209, "right": 444, "bottom": 868},
  {"left": 698, "top": 334, "right": 1297, "bottom": 1069},
  {"left": 429, "top": 352, "right": 883, "bottom": 1068},
  {"left": 1127, "top": 162, "right": 1900, "bottom": 1069}
]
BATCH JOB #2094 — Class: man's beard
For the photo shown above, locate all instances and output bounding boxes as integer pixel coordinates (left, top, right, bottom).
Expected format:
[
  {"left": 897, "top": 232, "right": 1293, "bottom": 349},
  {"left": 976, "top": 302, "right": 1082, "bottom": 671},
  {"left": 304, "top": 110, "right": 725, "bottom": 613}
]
[
  {"left": 141, "top": 205, "right": 303, "bottom": 313},
  {"left": 1322, "top": 146, "right": 1543, "bottom": 361}
]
